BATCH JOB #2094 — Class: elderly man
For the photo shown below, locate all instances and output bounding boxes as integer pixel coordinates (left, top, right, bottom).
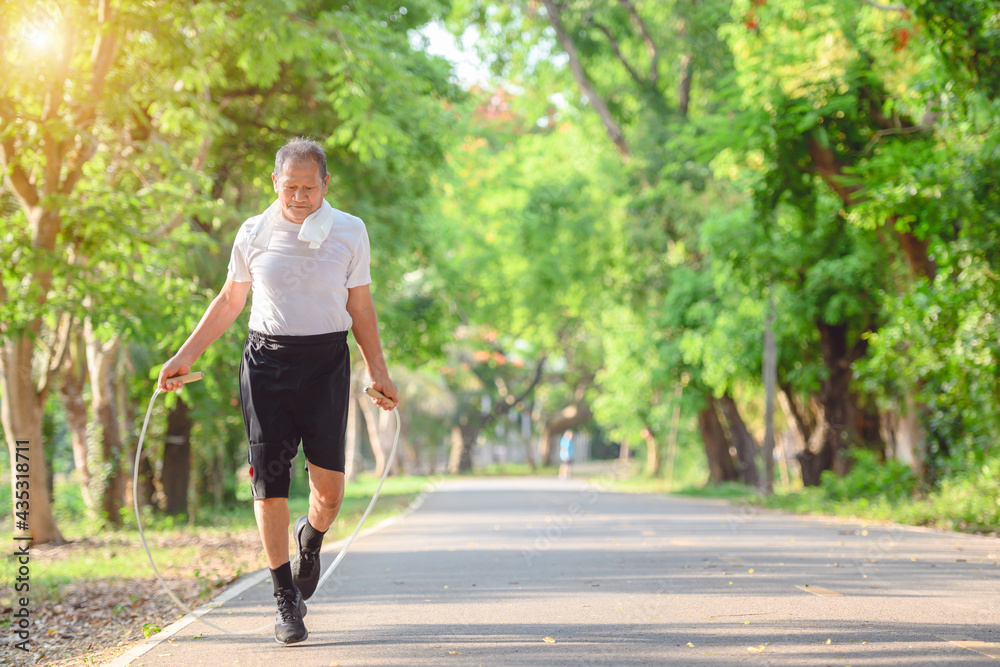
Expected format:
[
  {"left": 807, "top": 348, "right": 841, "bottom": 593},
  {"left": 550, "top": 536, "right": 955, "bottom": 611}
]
[{"left": 159, "top": 137, "right": 398, "bottom": 645}]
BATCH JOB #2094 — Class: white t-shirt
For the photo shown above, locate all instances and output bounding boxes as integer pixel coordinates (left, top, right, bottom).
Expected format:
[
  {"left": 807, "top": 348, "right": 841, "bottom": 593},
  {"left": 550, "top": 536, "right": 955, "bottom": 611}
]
[{"left": 227, "top": 209, "right": 371, "bottom": 335}]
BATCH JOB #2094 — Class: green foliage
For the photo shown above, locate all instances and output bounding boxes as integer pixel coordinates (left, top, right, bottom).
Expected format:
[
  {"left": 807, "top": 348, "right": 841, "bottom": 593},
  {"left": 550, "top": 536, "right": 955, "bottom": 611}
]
[
  {"left": 762, "top": 455, "right": 1000, "bottom": 533},
  {"left": 913, "top": 0, "right": 1000, "bottom": 101},
  {"left": 819, "top": 449, "right": 917, "bottom": 502}
]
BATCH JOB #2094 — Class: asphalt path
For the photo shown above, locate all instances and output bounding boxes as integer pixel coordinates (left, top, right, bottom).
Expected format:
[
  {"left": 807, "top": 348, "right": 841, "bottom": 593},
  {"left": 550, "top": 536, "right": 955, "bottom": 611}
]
[{"left": 125, "top": 475, "right": 1000, "bottom": 666}]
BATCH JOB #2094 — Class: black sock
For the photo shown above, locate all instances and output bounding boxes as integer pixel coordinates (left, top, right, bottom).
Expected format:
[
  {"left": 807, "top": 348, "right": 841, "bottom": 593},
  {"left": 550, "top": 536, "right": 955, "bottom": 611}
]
[
  {"left": 270, "top": 561, "right": 294, "bottom": 594},
  {"left": 300, "top": 518, "right": 327, "bottom": 550}
]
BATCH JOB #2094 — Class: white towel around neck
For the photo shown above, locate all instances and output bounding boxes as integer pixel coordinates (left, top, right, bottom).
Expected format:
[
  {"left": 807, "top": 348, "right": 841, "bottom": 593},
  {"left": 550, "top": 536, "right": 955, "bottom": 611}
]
[{"left": 248, "top": 199, "right": 336, "bottom": 251}]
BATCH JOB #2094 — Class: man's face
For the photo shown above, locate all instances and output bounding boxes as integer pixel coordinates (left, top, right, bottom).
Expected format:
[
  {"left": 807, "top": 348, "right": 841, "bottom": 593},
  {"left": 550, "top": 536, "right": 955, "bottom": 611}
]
[{"left": 272, "top": 160, "right": 330, "bottom": 224}]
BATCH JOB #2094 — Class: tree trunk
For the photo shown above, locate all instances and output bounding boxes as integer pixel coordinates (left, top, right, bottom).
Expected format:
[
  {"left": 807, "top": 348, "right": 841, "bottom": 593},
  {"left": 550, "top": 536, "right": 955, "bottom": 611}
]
[
  {"left": 879, "top": 393, "right": 927, "bottom": 469},
  {"left": 886, "top": 214, "right": 937, "bottom": 281},
  {"left": 344, "top": 385, "right": 361, "bottom": 481},
  {"left": 85, "top": 326, "right": 126, "bottom": 525},
  {"left": 380, "top": 408, "right": 402, "bottom": 475},
  {"left": 719, "top": 393, "right": 760, "bottom": 486},
  {"left": 448, "top": 418, "right": 477, "bottom": 474},
  {"left": 357, "top": 392, "right": 387, "bottom": 476},
  {"left": 797, "top": 321, "right": 867, "bottom": 486},
  {"left": 160, "top": 399, "right": 193, "bottom": 516},
  {"left": 135, "top": 449, "right": 156, "bottom": 511},
  {"left": 678, "top": 53, "right": 692, "bottom": 118},
  {"left": 664, "top": 385, "right": 683, "bottom": 487},
  {"left": 538, "top": 430, "right": 555, "bottom": 467},
  {"left": 1, "top": 335, "right": 65, "bottom": 544},
  {"left": 697, "top": 394, "right": 739, "bottom": 483},
  {"left": 520, "top": 410, "right": 536, "bottom": 470},
  {"left": 60, "top": 333, "right": 94, "bottom": 510},
  {"left": 641, "top": 426, "right": 661, "bottom": 477},
  {"left": 761, "top": 293, "right": 777, "bottom": 494}
]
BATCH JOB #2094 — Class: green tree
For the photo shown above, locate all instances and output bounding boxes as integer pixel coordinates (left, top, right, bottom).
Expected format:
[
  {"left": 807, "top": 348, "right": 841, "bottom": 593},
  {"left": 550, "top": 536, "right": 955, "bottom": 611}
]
[{"left": 2, "top": 0, "right": 461, "bottom": 539}]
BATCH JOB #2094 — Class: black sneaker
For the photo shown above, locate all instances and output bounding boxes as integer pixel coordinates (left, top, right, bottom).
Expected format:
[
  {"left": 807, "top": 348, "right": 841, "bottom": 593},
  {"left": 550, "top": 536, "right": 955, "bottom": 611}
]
[
  {"left": 274, "top": 586, "right": 308, "bottom": 645},
  {"left": 291, "top": 515, "right": 322, "bottom": 600}
]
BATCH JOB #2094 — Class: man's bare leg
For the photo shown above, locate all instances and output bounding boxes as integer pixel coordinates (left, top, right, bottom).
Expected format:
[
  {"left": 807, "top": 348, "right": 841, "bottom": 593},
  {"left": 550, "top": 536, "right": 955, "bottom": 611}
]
[
  {"left": 307, "top": 464, "right": 346, "bottom": 531},
  {"left": 291, "top": 464, "right": 345, "bottom": 599},
  {"left": 255, "top": 498, "right": 291, "bottom": 568},
  {"left": 255, "top": 497, "right": 307, "bottom": 644}
]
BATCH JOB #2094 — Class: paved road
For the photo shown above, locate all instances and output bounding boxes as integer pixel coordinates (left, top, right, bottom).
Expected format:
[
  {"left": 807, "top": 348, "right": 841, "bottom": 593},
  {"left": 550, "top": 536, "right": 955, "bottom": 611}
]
[{"left": 127, "top": 477, "right": 1000, "bottom": 666}]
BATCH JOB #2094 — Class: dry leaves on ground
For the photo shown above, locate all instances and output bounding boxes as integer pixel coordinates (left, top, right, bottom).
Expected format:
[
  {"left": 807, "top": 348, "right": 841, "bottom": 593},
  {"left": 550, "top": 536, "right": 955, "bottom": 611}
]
[{"left": 1, "top": 530, "right": 264, "bottom": 666}]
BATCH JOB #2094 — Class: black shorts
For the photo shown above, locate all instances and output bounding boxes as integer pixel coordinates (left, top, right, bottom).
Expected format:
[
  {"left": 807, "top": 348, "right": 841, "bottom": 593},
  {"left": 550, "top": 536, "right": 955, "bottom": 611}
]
[{"left": 239, "top": 330, "right": 350, "bottom": 499}]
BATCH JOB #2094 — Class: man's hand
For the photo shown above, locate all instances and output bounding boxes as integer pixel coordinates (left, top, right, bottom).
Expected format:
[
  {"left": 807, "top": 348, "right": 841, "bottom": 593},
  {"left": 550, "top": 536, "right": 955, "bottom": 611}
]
[
  {"left": 158, "top": 355, "right": 194, "bottom": 392},
  {"left": 367, "top": 371, "right": 399, "bottom": 411}
]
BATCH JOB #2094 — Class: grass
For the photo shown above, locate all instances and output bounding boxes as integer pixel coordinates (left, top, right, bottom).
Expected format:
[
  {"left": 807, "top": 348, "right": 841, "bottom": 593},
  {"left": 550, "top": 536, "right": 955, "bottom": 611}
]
[
  {"left": 754, "top": 480, "right": 1000, "bottom": 534},
  {"left": 468, "top": 462, "right": 553, "bottom": 477},
  {"left": 598, "top": 452, "right": 1000, "bottom": 535}
]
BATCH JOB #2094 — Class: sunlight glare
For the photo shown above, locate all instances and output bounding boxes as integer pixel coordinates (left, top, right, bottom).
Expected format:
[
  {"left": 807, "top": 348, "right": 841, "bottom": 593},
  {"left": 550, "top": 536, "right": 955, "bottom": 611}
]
[{"left": 25, "top": 25, "right": 54, "bottom": 52}]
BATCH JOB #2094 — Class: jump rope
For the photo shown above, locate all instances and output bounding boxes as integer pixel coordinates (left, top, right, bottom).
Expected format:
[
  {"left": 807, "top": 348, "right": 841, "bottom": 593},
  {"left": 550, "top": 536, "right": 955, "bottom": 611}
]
[{"left": 133, "top": 372, "right": 400, "bottom": 634}]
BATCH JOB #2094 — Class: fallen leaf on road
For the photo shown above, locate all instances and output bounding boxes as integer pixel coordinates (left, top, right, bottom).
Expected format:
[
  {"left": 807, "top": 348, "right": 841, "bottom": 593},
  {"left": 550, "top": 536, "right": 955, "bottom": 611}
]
[
  {"left": 686, "top": 642, "right": 694, "bottom": 647},
  {"left": 747, "top": 645, "right": 767, "bottom": 653},
  {"left": 825, "top": 638, "right": 832, "bottom": 644},
  {"left": 544, "top": 637, "right": 556, "bottom": 643},
  {"left": 448, "top": 651, "right": 463, "bottom": 654},
  {"left": 748, "top": 568, "right": 754, "bottom": 574}
]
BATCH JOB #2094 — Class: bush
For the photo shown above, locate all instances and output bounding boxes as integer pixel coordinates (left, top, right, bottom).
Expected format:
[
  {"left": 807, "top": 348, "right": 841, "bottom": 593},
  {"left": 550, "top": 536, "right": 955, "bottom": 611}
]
[{"left": 820, "top": 450, "right": 917, "bottom": 502}]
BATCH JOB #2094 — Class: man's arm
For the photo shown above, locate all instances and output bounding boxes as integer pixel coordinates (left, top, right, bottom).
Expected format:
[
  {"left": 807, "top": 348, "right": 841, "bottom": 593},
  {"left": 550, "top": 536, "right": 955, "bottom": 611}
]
[
  {"left": 346, "top": 284, "right": 399, "bottom": 410},
  {"left": 158, "top": 279, "right": 252, "bottom": 392}
]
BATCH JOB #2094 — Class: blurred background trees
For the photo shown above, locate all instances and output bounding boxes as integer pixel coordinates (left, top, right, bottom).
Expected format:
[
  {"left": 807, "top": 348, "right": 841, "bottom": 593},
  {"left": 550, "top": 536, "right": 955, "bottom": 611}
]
[{"left": 2, "top": 0, "right": 998, "bottom": 542}]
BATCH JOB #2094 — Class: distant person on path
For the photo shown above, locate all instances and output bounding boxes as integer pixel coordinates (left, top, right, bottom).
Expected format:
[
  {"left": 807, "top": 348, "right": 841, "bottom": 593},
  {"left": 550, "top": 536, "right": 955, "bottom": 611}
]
[
  {"left": 559, "top": 429, "right": 575, "bottom": 480},
  {"left": 158, "top": 137, "right": 398, "bottom": 645}
]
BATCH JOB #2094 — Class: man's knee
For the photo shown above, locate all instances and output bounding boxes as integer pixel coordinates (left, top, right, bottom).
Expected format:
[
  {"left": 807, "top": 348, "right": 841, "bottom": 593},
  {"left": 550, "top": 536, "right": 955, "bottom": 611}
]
[
  {"left": 311, "top": 484, "right": 344, "bottom": 512},
  {"left": 308, "top": 468, "right": 345, "bottom": 512}
]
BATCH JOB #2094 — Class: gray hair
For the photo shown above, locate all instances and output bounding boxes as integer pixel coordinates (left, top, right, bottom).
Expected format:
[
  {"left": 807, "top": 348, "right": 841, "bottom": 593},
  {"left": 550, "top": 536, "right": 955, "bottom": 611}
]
[{"left": 274, "top": 137, "right": 327, "bottom": 180}]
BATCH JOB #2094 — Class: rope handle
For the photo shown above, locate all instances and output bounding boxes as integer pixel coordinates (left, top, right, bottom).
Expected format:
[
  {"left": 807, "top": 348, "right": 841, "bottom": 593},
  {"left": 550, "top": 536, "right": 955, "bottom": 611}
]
[
  {"left": 168, "top": 371, "right": 205, "bottom": 385},
  {"left": 364, "top": 385, "right": 396, "bottom": 409}
]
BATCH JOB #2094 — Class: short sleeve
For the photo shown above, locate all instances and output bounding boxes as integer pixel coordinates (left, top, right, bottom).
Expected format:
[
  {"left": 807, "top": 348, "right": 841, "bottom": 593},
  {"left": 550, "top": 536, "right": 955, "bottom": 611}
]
[
  {"left": 227, "top": 227, "right": 252, "bottom": 283},
  {"left": 345, "top": 225, "right": 372, "bottom": 288}
]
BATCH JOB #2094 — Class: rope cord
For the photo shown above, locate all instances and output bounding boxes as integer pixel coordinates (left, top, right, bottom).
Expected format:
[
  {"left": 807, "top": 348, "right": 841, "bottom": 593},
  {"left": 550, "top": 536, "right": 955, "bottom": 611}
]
[{"left": 133, "top": 385, "right": 401, "bottom": 634}]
